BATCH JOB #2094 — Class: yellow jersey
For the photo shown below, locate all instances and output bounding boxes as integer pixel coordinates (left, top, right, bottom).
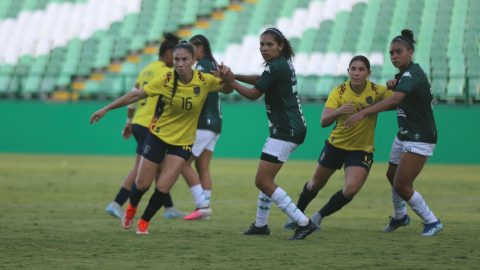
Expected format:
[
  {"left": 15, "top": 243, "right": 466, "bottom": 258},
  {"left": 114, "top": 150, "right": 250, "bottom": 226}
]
[
  {"left": 132, "top": 61, "right": 172, "bottom": 128},
  {"left": 144, "top": 69, "right": 221, "bottom": 146},
  {"left": 325, "top": 81, "right": 393, "bottom": 153}
]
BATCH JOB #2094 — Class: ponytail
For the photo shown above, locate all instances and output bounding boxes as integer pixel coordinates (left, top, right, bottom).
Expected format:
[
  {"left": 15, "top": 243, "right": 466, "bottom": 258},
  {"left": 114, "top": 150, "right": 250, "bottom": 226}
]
[{"left": 171, "top": 69, "right": 179, "bottom": 105}]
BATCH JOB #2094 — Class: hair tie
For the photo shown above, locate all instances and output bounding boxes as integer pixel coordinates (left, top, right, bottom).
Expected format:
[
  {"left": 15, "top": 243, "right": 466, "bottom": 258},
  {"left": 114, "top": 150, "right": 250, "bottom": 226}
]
[
  {"left": 392, "top": 36, "right": 414, "bottom": 51},
  {"left": 266, "top": 28, "right": 282, "bottom": 38}
]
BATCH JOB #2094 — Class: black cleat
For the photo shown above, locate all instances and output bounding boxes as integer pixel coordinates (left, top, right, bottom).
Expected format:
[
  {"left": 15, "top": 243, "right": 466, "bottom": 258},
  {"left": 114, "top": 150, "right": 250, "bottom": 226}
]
[
  {"left": 287, "top": 220, "right": 316, "bottom": 240},
  {"left": 239, "top": 223, "right": 270, "bottom": 235}
]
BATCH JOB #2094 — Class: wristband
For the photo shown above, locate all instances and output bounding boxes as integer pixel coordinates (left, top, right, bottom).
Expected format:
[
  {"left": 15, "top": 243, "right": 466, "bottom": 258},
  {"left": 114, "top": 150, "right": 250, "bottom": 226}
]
[{"left": 127, "top": 118, "right": 132, "bottom": 124}]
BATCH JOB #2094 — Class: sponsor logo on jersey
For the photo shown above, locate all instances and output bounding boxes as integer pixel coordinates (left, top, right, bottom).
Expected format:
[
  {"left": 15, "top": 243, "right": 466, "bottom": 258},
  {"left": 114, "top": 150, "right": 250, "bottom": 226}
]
[
  {"left": 414, "top": 134, "right": 420, "bottom": 140},
  {"left": 366, "top": 96, "right": 373, "bottom": 104},
  {"left": 397, "top": 108, "right": 406, "bottom": 117},
  {"left": 402, "top": 71, "right": 412, "bottom": 78},
  {"left": 194, "top": 87, "right": 201, "bottom": 95},
  {"left": 265, "top": 65, "right": 271, "bottom": 73}
]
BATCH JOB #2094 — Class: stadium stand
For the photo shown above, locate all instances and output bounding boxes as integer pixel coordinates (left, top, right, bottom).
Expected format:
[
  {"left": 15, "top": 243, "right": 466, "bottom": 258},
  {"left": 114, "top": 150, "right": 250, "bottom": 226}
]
[{"left": 0, "top": 0, "right": 478, "bottom": 102}]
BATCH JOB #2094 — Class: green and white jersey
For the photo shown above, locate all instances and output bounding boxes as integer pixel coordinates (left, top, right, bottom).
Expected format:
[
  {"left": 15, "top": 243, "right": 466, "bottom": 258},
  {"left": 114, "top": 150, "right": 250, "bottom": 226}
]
[
  {"left": 254, "top": 56, "right": 307, "bottom": 144},
  {"left": 196, "top": 58, "right": 222, "bottom": 134},
  {"left": 394, "top": 62, "right": 437, "bottom": 144}
]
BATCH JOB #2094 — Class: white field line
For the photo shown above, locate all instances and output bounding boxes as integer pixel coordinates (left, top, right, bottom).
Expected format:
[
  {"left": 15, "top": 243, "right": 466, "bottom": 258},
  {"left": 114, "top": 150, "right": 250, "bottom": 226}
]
[{"left": 3, "top": 197, "right": 480, "bottom": 209}]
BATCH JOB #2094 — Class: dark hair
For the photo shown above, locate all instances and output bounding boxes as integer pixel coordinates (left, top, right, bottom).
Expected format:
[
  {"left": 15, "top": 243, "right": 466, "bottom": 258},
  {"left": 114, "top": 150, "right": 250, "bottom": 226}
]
[
  {"left": 171, "top": 43, "right": 195, "bottom": 104},
  {"left": 349, "top": 55, "right": 371, "bottom": 70},
  {"left": 159, "top": 33, "right": 180, "bottom": 58},
  {"left": 391, "top": 29, "right": 416, "bottom": 52},
  {"left": 261, "top": 28, "right": 295, "bottom": 62},
  {"left": 189, "top": 35, "right": 218, "bottom": 70}
]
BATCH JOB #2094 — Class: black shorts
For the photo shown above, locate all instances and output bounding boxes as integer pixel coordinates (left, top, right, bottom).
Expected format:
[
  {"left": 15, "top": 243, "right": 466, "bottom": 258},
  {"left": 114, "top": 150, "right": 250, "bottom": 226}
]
[
  {"left": 141, "top": 132, "right": 192, "bottom": 164},
  {"left": 132, "top": 124, "right": 149, "bottom": 155},
  {"left": 318, "top": 140, "right": 374, "bottom": 173}
]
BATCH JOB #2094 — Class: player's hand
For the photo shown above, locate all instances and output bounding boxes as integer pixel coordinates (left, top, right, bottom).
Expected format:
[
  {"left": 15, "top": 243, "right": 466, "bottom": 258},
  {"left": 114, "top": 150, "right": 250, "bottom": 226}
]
[
  {"left": 386, "top": 79, "right": 398, "bottom": 90},
  {"left": 344, "top": 112, "right": 365, "bottom": 128},
  {"left": 122, "top": 124, "right": 132, "bottom": 140},
  {"left": 336, "top": 102, "right": 356, "bottom": 115},
  {"left": 90, "top": 109, "right": 107, "bottom": 124}
]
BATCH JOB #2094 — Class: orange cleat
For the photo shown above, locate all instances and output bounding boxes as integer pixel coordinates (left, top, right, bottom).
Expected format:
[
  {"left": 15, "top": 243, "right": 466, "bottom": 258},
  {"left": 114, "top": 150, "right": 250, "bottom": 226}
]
[
  {"left": 136, "top": 219, "right": 149, "bottom": 234},
  {"left": 122, "top": 203, "right": 138, "bottom": 229}
]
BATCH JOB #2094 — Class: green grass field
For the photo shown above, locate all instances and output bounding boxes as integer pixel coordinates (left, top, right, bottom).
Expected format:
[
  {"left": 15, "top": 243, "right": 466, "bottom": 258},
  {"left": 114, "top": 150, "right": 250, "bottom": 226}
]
[{"left": 1, "top": 154, "right": 479, "bottom": 269}]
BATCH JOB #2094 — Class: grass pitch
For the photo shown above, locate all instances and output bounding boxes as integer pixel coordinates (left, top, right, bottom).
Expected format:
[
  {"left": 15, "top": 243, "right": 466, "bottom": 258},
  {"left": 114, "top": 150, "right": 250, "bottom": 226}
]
[{"left": 0, "top": 154, "right": 479, "bottom": 269}]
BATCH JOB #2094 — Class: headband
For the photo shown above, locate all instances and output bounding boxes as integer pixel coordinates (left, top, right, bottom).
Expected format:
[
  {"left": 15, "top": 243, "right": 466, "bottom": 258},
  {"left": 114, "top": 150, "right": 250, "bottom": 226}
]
[
  {"left": 392, "top": 36, "right": 414, "bottom": 51},
  {"left": 265, "top": 28, "right": 282, "bottom": 38}
]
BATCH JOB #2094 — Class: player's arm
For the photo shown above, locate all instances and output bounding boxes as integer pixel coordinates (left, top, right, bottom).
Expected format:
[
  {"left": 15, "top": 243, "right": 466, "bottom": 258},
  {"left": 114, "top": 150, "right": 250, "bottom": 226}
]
[
  {"left": 320, "top": 102, "right": 356, "bottom": 128},
  {"left": 344, "top": 92, "right": 406, "bottom": 128},
  {"left": 217, "top": 64, "right": 262, "bottom": 99},
  {"left": 123, "top": 83, "right": 140, "bottom": 139},
  {"left": 219, "top": 83, "right": 234, "bottom": 94},
  {"left": 233, "top": 74, "right": 261, "bottom": 85},
  {"left": 90, "top": 88, "right": 148, "bottom": 124}
]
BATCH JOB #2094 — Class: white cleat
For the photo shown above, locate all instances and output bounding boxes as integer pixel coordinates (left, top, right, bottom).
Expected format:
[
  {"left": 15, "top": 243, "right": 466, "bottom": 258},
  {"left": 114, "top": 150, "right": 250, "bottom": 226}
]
[
  {"left": 106, "top": 202, "right": 123, "bottom": 219},
  {"left": 311, "top": 212, "right": 323, "bottom": 232},
  {"left": 164, "top": 207, "right": 189, "bottom": 218}
]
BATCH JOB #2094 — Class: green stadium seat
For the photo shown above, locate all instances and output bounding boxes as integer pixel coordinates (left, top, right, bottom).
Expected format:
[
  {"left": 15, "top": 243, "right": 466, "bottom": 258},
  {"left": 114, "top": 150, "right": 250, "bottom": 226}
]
[
  {"left": 40, "top": 77, "right": 56, "bottom": 94},
  {"left": 0, "top": 76, "right": 11, "bottom": 94},
  {"left": 316, "top": 76, "right": 335, "bottom": 97},
  {"left": 23, "top": 75, "right": 42, "bottom": 95}
]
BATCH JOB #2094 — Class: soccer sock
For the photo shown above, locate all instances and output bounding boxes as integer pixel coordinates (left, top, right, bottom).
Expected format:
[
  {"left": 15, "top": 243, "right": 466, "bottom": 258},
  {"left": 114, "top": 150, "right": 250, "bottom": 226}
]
[
  {"left": 114, "top": 187, "right": 130, "bottom": 206},
  {"left": 406, "top": 190, "right": 438, "bottom": 224},
  {"left": 163, "top": 192, "right": 174, "bottom": 208},
  {"left": 271, "top": 187, "right": 309, "bottom": 227},
  {"left": 189, "top": 184, "right": 208, "bottom": 207},
  {"left": 318, "top": 189, "right": 352, "bottom": 217},
  {"left": 141, "top": 188, "right": 168, "bottom": 222},
  {"left": 297, "top": 182, "right": 319, "bottom": 213},
  {"left": 255, "top": 191, "right": 272, "bottom": 227},
  {"left": 391, "top": 186, "right": 407, "bottom": 220},
  {"left": 204, "top": 190, "right": 212, "bottom": 205},
  {"left": 129, "top": 182, "right": 147, "bottom": 208}
]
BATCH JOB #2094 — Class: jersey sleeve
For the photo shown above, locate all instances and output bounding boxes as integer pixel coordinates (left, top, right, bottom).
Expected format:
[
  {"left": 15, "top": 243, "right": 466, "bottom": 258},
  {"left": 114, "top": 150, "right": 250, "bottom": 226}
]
[
  {"left": 144, "top": 72, "right": 169, "bottom": 97},
  {"left": 254, "top": 65, "right": 277, "bottom": 93},
  {"left": 205, "top": 73, "right": 221, "bottom": 93},
  {"left": 395, "top": 72, "right": 420, "bottom": 96},
  {"left": 378, "top": 85, "right": 393, "bottom": 101},
  {"left": 325, "top": 88, "right": 341, "bottom": 109}
]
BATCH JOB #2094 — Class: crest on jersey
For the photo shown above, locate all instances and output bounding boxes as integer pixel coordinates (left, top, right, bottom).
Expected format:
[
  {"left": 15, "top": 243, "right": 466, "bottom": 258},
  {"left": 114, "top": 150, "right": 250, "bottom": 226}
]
[
  {"left": 265, "top": 65, "right": 271, "bottom": 73},
  {"left": 366, "top": 96, "right": 373, "bottom": 104},
  {"left": 194, "top": 87, "right": 201, "bottom": 95}
]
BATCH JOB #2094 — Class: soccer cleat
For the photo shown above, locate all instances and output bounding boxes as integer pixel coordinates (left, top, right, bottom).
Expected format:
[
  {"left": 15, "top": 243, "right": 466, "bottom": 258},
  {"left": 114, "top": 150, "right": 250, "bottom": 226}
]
[
  {"left": 164, "top": 208, "right": 189, "bottom": 218},
  {"left": 311, "top": 212, "right": 323, "bottom": 232},
  {"left": 382, "top": 214, "right": 411, "bottom": 232},
  {"left": 421, "top": 219, "right": 443, "bottom": 236},
  {"left": 287, "top": 220, "right": 316, "bottom": 240},
  {"left": 183, "top": 207, "right": 212, "bottom": 220},
  {"left": 136, "top": 219, "right": 149, "bottom": 235},
  {"left": 122, "top": 203, "right": 138, "bottom": 230},
  {"left": 106, "top": 202, "right": 123, "bottom": 219},
  {"left": 239, "top": 223, "right": 270, "bottom": 235},
  {"left": 283, "top": 218, "right": 296, "bottom": 230}
]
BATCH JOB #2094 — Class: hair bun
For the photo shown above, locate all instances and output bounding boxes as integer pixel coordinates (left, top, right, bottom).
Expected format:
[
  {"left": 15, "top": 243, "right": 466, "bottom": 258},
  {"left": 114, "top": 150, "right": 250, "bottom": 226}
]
[
  {"left": 164, "top": 33, "right": 180, "bottom": 43},
  {"left": 401, "top": 29, "right": 415, "bottom": 43}
]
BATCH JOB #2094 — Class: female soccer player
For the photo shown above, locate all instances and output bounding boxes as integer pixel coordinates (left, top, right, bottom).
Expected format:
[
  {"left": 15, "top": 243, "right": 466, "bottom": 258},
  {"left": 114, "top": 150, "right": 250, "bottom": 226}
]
[
  {"left": 105, "top": 33, "right": 187, "bottom": 219},
  {"left": 344, "top": 30, "right": 443, "bottom": 236},
  {"left": 91, "top": 43, "right": 233, "bottom": 234},
  {"left": 217, "top": 28, "right": 316, "bottom": 240},
  {"left": 181, "top": 35, "right": 223, "bottom": 220},
  {"left": 283, "top": 56, "right": 392, "bottom": 232}
]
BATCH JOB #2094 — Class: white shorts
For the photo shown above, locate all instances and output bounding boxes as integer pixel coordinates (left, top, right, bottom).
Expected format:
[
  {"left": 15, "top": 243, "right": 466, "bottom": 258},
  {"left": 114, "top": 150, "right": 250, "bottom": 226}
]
[
  {"left": 261, "top": 137, "right": 299, "bottom": 163},
  {"left": 192, "top": 129, "right": 220, "bottom": 157},
  {"left": 389, "top": 136, "right": 436, "bottom": 165}
]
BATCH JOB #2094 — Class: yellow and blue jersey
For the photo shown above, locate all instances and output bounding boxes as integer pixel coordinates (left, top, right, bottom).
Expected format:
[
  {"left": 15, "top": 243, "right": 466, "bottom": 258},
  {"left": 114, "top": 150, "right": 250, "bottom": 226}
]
[
  {"left": 132, "top": 61, "right": 172, "bottom": 128},
  {"left": 144, "top": 69, "right": 222, "bottom": 146},
  {"left": 325, "top": 80, "right": 392, "bottom": 153}
]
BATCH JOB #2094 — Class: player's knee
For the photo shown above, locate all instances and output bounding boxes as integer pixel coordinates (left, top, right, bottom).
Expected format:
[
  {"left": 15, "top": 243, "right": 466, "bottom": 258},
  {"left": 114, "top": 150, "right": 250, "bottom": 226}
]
[
  {"left": 393, "top": 184, "right": 409, "bottom": 198},
  {"left": 309, "top": 179, "right": 324, "bottom": 192},
  {"left": 343, "top": 186, "right": 359, "bottom": 199}
]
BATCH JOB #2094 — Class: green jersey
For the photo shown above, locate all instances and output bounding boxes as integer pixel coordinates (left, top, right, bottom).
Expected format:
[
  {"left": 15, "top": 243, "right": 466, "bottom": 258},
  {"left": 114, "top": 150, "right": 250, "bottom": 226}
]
[
  {"left": 254, "top": 56, "right": 307, "bottom": 144},
  {"left": 196, "top": 58, "right": 222, "bottom": 133},
  {"left": 394, "top": 62, "right": 437, "bottom": 144}
]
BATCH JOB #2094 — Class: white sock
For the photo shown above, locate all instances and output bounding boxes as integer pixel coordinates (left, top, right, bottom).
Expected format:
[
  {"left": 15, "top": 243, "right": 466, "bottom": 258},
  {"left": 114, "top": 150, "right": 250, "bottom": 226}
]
[
  {"left": 255, "top": 191, "right": 272, "bottom": 227},
  {"left": 204, "top": 190, "right": 211, "bottom": 205},
  {"left": 189, "top": 184, "right": 208, "bottom": 208},
  {"left": 407, "top": 191, "right": 438, "bottom": 224},
  {"left": 271, "top": 187, "right": 309, "bottom": 227},
  {"left": 391, "top": 186, "right": 407, "bottom": 220}
]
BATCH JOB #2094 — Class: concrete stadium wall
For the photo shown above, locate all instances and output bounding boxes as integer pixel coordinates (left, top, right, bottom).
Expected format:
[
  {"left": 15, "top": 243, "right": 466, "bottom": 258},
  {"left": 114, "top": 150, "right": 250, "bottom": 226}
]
[{"left": 0, "top": 101, "right": 479, "bottom": 164}]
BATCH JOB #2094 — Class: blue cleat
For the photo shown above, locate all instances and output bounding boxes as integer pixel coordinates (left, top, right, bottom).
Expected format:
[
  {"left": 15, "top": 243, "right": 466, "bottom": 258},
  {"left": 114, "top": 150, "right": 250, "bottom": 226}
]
[
  {"left": 382, "top": 214, "right": 411, "bottom": 232},
  {"left": 421, "top": 219, "right": 443, "bottom": 236},
  {"left": 163, "top": 208, "right": 189, "bottom": 218},
  {"left": 106, "top": 202, "right": 124, "bottom": 219},
  {"left": 283, "top": 218, "right": 296, "bottom": 230}
]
